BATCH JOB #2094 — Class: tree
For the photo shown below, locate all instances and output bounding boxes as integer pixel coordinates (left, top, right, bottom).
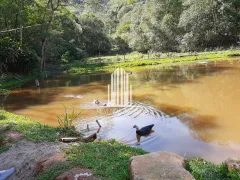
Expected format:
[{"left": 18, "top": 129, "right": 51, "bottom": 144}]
[{"left": 179, "top": 0, "right": 240, "bottom": 51}]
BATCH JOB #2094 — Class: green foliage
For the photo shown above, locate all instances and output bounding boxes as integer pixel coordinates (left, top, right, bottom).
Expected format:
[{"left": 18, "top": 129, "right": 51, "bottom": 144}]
[
  {"left": 36, "top": 162, "right": 76, "bottom": 180},
  {"left": 0, "top": 0, "right": 239, "bottom": 73},
  {"left": 106, "top": 0, "right": 239, "bottom": 53},
  {"left": 0, "top": 134, "right": 9, "bottom": 153},
  {"left": 78, "top": 14, "right": 111, "bottom": 55},
  {"left": 0, "top": 70, "right": 46, "bottom": 91},
  {"left": 36, "top": 140, "right": 146, "bottom": 179},
  {"left": 117, "top": 23, "right": 131, "bottom": 34},
  {"left": 178, "top": 0, "right": 240, "bottom": 51},
  {"left": 186, "top": 158, "right": 240, "bottom": 180},
  {"left": 0, "top": 145, "right": 9, "bottom": 153},
  {"left": 0, "top": 37, "right": 38, "bottom": 73},
  {"left": 66, "top": 49, "right": 240, "bottom": 74},
  {"left": 0, "top": 110, "right": 59, "bottom": 142},
  {"left": 57, "top": 106, "right": 82, "bottom": 137},
  {"left": 111, "top": 36, "right": 130, "bottom": 54},
  {"left": 67, "top": 140, "right": 147, "bottom": 179}
]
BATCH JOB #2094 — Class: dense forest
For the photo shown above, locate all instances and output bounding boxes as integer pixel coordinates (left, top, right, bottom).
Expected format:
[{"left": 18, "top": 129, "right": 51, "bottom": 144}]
[{"left": 0, "top": 0, "right": 239, "bottom": 73}]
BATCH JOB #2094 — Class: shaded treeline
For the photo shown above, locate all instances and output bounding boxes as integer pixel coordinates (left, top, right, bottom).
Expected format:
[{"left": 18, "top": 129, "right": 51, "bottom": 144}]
[{"left": 0, "top": 0, "right": 239, "bottom": 73}]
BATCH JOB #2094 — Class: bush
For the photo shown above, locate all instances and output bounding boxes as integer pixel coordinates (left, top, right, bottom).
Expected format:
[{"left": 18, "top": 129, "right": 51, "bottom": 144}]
[
  {"left": 0, "top": 37, "right": 38, "bottom": 74},
  {"left": 186, "top": 158, "right": 240, "bottom": 180},
  {"left": 57, "top": 106, "right": 82, "bottom": 137}
]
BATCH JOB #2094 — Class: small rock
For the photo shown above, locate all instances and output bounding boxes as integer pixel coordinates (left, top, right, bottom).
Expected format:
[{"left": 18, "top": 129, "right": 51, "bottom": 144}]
[
  {"left": 36, "top": 153, "right": 66, "bottom": 173},
  {"left": 129, "top": 151, "right": 195, "bottom": 180},
  {"left": 55, "top": 168, "right": 98, "bottom": 180},
  {"left": 225, "top": 158, "right": 240, "bottom": 173}
]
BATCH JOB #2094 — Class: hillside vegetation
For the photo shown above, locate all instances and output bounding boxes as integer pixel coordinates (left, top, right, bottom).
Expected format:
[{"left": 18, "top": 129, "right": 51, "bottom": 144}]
[{"left": 0, "top": 0, "right": 239, "bottom": 75}]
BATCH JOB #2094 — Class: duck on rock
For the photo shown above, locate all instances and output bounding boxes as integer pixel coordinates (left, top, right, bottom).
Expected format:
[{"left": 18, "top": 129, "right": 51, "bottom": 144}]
[{"left": 133, "top": 124, "right": 155, "bottom": 143}]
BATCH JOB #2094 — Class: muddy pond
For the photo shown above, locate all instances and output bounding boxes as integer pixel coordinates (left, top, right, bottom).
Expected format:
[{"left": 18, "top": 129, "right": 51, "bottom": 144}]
[{"left": 5, "top": 59, "right": 240, "bottom": 163}]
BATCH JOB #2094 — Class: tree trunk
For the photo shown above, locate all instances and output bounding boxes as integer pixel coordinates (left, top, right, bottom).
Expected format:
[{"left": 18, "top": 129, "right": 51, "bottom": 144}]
[
  {"left": 39, "top": 0, "right": 59, "bottom": 72},
  {"left": 41, "top": 39, "right": 46, "bottom": 72}
]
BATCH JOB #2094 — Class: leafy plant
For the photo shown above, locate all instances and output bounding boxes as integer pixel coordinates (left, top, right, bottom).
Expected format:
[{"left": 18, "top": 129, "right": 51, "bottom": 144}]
[
  {"left": 186, "top": 158, "right": 240, "bottom": 180},
  {"left": 57, "top": 106, "right": 82, "bottom": 137}
]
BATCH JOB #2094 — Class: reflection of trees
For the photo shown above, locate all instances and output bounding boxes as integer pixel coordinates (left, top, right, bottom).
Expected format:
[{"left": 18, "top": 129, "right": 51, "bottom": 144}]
[
  {"left": 179, "top": 114, "right": 220, "bottom": 144},
  {"left": 0, "top": 89, "right": 8, "bottom": 107},
  {"left": 152, "top": 102, "right": 222, "bottom": 144},
  {"left": 133, "top": 60, "right": 240, "bottom": 145},
  {"left": 133, "top": 62, "right": 234, "bottom": 85}
]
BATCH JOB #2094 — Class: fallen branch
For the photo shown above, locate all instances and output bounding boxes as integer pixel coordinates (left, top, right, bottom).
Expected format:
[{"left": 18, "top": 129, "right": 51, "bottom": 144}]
[
  {"left": 83, "top": 133, "right": 97, "bottom": 142},
  {"left": 59, "top": 137, "right": 82, "bottom": 143},
  {"left": 60, "top": 120, "right": 102, "bottom": 143},
  {"left": 60, "top": 133, "right": 97, "bottom": 143},
  {"left": 96, "top": 120, "right": 101, "bottom": 127}
]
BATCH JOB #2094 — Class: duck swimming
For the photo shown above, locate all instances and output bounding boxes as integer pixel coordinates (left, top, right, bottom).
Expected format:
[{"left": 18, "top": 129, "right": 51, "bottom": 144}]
[
  {"left": 133, "top": 124, "right": 155, "bottom": 143},
  {"left": 93, "top": 100, "right": 100, "bottom": 105}
]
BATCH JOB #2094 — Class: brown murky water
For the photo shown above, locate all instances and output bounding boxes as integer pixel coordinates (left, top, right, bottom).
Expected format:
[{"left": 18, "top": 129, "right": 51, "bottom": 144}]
[{"left": 4, "top": 59, "right": 240, "bottom": 163}]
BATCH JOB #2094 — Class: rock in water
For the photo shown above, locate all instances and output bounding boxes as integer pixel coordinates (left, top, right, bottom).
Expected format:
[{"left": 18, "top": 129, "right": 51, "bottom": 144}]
[{"left": 129, "top": 151, "right": 195, "bottom": 180}]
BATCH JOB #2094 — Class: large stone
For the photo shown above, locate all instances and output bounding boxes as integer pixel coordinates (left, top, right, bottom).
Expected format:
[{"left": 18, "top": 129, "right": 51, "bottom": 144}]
[
  {"left": 36, "top": 153, "right": 66, "bottom": 173},
  {"left": 225, "top": 158, "right": 240, "bottom": 173},
  {"left": 55, "top": 168, "right": 98, "bottom": 180},
  {"left": 129, "top": 151, "right": 195, "bottom": 180}
]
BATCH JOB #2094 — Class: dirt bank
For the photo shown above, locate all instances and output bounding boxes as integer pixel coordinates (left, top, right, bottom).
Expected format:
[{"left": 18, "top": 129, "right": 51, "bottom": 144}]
[{"left": 0, "top": 140, "right": 68, "bottom": 180}]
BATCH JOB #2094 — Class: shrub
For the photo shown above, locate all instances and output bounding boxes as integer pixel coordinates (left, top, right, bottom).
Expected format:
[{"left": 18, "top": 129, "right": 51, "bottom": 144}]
[{"left": 57, "top": 106, "right": 82, "bottom": 137}]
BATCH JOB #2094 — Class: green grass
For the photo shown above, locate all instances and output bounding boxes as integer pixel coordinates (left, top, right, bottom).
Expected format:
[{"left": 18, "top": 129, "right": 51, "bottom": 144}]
[
  {"left": 0, "top": 144, "right": 9, "bottom": 153},
  {"left": 0, "top": 75, "right": 36, "bottom": 90},
  {"left": 0, "top": 72, "right": 43, "bottom": 90},
  {"left": 36, "top": 141, "right": 240, "bottom": 180},
  {"left": 66, "top": 140, "right": 147, "bottom": 179},
  {"left": 0, "top": 110, "right": 59, "bottom": 142},
  {"left": 36, "top": 140, "right": 147, "bottom": 180},
  {"left": 36, "top": 162, "right": 77, "bottom": 180},
  {"left": 0, "top": 133, "right": 9, "bottom": 153},
  {"left": 66, "top": 49, "right": 240, "bottom": 74},
  {"left": 186, "top": 158, "right": 240, "bottom": 180}
]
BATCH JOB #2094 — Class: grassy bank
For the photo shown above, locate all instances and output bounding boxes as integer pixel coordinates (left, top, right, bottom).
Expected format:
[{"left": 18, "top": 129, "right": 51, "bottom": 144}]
[
  {"left": 0, "top": 72, "right": 44, "bottom": 90},
  {"left": 66, "top": 49, "right": 240, "bottom": 74},
  {"left": 0, "top": 110, "right": 59, "bottom": 153},
  {"left": 36, "top": 140, "right": 240, "bottom": 180},
  {"left": 186, "top": 158, "right": 240, "bottom": 180},
  {"left": 0, "top": 110, "right": 59, "bottom": 142},
  {"left": 0, "top": 75, "right": 36, "bottom": 90},
  {"left": 36, "top": 140, "right": 147, "bottom": 180},
  {"left": 1, "top": 49, "right": 239, "bottom": 89}
]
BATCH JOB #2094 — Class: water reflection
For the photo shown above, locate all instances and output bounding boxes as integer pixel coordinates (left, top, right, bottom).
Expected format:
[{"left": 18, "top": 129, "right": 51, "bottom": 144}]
[{"left": 4, "top": 59, "right": 240, "bottom": 163}]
